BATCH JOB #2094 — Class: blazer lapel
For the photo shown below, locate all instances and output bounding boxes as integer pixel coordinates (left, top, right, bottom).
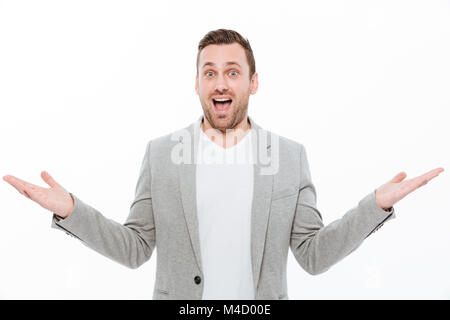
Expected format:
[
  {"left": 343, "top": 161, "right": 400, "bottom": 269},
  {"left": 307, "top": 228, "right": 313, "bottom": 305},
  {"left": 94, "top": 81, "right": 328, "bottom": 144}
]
[
  {"left": 248, "top": 117, "right": 274, "bottom": 292},
  {"left": 178, "top": 117, "right": 203, "bottom": 273}
]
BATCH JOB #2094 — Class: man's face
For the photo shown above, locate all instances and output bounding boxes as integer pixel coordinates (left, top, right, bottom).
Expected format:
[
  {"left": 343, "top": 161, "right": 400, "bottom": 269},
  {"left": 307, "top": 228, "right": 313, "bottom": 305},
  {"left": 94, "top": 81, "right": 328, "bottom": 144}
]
[{"left": 196, "top": 43, "right": 258, "bottom": 131}]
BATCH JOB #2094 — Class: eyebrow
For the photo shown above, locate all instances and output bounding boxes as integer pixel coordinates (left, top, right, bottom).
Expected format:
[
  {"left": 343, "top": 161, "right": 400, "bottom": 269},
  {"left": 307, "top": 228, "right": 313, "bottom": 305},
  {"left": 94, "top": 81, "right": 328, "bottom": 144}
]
[{"left": 202, "top": 61, "right": 242, "bottom": 69}]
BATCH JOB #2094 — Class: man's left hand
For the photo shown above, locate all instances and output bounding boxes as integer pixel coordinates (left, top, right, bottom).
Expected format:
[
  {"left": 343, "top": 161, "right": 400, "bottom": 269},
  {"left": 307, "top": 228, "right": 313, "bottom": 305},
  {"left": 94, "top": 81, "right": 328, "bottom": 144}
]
[{"left": 375, "top": 167, "right": 444, "bottom": 211}]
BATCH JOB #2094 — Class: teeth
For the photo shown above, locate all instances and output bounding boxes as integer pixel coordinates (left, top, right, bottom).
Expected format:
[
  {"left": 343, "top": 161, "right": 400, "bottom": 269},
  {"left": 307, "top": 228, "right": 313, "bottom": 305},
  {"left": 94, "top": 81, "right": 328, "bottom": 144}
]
[{"left": 214, "top": 98, "right": 231, "bottom": 102}]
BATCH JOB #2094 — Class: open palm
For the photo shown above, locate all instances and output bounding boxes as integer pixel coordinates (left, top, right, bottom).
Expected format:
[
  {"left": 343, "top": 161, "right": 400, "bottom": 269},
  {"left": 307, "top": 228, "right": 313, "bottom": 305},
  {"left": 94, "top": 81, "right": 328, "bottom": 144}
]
[
  {"left": 375, "top": 167, "right": 444, "bottom": 210},
  {"left": 3, "top": 171, "right": 74, "bottom": 218}
]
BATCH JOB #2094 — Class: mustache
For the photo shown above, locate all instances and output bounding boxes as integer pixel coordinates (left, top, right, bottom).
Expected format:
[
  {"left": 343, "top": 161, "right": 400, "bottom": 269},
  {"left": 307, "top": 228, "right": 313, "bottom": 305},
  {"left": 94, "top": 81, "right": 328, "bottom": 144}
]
[{"left": 211, "top": 90, "right": 234, "bottom": 95}]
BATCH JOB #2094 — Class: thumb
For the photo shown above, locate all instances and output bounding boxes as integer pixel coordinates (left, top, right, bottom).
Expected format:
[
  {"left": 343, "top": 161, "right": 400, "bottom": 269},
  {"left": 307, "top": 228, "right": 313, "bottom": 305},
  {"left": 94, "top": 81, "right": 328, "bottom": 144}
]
[
  {"left": 41, "top": 171, "right": 60, "bottom": 188},
  {"left": 390, "top": 171, "right": 407, "bottom": 183}
]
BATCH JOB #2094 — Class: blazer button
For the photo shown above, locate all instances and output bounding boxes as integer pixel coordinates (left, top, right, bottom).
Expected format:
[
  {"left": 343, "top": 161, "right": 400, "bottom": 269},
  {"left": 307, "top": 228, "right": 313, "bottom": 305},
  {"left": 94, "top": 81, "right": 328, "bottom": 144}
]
[{"left": 194, "top": 276, "right": 201, "bottom": 285}]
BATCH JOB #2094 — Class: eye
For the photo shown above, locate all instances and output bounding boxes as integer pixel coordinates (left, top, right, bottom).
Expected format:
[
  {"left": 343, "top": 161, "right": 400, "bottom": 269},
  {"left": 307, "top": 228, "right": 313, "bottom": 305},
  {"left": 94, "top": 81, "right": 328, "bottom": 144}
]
[
  {"left": 229, "top": 70, "right": 238, "bottom": 77},
  {"left": 205, "top": 71, "right": 214, "bottom": 77}
]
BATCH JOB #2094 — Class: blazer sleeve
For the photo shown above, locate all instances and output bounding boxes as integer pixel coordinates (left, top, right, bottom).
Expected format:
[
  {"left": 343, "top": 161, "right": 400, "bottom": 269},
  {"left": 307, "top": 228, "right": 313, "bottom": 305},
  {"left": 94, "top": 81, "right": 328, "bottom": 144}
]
[
  {"left": 50, "top": 141, "right": 156, "bottom": 269},
  {"left": 290, "top": 144, "right": 395, "bottom": 275}
]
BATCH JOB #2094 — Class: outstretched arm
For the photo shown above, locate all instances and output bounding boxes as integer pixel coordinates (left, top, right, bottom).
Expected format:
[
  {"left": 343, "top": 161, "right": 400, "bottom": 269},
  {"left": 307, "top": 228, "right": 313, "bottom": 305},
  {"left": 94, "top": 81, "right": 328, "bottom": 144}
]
[
  {"left": 290, "top": 144, "right": 444, "bottom": 275},
  {"left": 3, "top": 141, "right": 156, "bottom": 269}
]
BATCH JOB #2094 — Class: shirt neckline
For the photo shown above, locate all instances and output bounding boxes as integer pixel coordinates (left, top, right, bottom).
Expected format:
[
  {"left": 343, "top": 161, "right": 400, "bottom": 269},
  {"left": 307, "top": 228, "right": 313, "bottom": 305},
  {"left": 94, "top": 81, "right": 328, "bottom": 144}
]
[{"left": 199, "top": 126, "right": 252, "bottom": 152}]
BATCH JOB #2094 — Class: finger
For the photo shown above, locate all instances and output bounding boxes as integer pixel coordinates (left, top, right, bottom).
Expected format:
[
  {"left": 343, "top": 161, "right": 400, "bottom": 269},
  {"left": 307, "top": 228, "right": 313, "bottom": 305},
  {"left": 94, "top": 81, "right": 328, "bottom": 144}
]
[
  {"left": 4, "top": 175, "right": 32, "bottom": 198},
  {"left": 3, "top": 175, "right": 28, "bottom": 193},
  {"left": 41, "top": 171, "right": 60, "bottom": 188},
  {"left": 401, "top": 168, "right": 443, "bottom": 195},
  {"left": 417, "top": 167, "right": 445, "bottom": 184},
  {"left": 390, "top": 172, "right": 407, "bottom": 183},
  {"left": 3, "top": 175, "right": 41, "bottom": 195},
  {"left": 3, "top": 175, "right": 26, "bottom": 195}
]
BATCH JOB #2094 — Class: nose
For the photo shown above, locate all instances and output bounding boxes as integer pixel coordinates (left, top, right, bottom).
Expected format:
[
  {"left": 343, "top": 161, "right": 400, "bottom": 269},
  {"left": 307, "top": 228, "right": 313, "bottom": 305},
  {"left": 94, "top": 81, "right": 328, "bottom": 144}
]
[{"left": 214, "top": 73, "right": 229, "bottom": 93}]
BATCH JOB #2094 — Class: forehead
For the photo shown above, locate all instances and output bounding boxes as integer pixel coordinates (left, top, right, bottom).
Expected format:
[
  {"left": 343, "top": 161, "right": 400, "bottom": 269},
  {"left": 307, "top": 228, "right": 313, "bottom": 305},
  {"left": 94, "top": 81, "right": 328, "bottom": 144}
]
[{"left": 199, "top": 43, "right": 248, "bottom": 69}]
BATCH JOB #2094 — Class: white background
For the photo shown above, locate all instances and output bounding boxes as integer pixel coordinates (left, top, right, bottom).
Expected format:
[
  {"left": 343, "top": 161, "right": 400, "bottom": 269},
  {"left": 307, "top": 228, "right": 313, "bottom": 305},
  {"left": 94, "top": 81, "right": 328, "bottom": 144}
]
[{"left": 0, "top": 0, "right": 449, "bottom": 299}]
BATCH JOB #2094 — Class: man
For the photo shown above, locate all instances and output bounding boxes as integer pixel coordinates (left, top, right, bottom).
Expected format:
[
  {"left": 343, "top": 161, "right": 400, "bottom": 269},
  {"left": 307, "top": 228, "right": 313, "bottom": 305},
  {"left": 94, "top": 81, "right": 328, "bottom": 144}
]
[{"left": 3, "top": 29, "right": 444, "bottom": 300}]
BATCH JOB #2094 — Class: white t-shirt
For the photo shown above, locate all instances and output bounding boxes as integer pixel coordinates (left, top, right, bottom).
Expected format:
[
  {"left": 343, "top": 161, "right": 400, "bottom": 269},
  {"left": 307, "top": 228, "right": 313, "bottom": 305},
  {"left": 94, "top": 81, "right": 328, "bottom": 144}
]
[{"left": 196, "top": 126, "right": 255, "bottom": 300}]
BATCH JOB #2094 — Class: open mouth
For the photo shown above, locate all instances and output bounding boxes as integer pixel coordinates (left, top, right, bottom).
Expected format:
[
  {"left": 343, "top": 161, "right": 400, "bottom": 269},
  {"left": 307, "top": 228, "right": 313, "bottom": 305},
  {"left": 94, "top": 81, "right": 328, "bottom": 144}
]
[{"left": 212, "top": 98, "right": 232, "bottom": 113}]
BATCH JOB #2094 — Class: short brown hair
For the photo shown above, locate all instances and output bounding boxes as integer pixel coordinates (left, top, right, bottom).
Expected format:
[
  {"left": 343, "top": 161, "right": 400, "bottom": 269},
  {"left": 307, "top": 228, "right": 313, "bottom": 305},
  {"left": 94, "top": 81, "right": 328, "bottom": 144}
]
[{"left": 197, "top": 29, "right": 256, "bottom": 79}]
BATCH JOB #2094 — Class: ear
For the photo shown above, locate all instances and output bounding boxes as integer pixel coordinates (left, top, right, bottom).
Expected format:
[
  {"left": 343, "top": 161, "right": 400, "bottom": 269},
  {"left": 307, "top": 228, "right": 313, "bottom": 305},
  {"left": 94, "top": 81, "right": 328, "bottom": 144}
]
[
  {"left": 195, "top": 73, "right": 199, "bottom": 95},
  {"left": 250, "top": 72, "right": 258, "bottom": 95}
]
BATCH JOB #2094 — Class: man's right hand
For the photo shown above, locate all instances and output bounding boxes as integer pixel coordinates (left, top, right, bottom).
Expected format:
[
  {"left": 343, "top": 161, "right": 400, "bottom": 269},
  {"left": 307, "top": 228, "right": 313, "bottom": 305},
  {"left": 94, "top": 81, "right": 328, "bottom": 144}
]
[{"left": 3, "top": 171, "right": 74, "bottom": 218}]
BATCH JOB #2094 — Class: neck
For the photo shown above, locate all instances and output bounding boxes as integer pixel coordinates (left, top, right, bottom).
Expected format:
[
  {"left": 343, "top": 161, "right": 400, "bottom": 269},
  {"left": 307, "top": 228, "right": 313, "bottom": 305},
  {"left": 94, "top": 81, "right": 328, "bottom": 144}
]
[{"left": 201, "top": 116, "right": 251, "bottom": 149}]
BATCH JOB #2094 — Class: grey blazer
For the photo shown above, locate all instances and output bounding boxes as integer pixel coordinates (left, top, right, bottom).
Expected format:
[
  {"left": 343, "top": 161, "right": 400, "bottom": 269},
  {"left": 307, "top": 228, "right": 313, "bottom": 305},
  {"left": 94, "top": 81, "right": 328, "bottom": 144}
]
[{"left": 51, "top": 115, "right": 395, "bottom": 300}]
